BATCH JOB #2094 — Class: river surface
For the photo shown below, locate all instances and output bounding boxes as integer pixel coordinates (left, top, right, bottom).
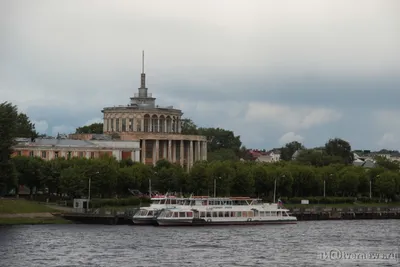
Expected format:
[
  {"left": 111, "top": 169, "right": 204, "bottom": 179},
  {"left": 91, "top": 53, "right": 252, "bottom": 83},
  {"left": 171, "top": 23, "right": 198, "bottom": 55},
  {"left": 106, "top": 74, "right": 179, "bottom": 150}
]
[{"left": 0, "top": 220, "right": 399, "bottom": 267}]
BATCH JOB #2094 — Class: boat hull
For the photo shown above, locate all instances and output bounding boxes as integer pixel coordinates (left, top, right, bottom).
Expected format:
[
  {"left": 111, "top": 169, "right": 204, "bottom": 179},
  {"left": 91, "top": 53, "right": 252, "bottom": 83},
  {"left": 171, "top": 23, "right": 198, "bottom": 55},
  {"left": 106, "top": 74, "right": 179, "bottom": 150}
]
[
  {"left": 157, "top": 218, "right": 297, "bottom": 226},
  {"left": 132, "top": 217, "right": 158, "bottom": 225}
]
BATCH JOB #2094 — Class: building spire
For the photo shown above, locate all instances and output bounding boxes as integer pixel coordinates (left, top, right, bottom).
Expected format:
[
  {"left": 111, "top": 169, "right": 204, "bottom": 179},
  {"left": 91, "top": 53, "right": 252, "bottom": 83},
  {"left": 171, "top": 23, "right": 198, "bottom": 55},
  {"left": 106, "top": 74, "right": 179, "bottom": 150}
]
[
  {"left": 142, "top": 50, "right": 144, "bottom": 73},
  {"left": 140, "top": 50, "right": 146, "bottom": 90}
]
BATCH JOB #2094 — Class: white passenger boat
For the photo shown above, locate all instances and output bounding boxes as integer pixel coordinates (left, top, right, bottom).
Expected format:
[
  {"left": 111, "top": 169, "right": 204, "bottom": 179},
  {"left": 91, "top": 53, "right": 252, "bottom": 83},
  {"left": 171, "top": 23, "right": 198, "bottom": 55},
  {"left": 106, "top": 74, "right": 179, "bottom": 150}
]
[
  {"left": 132, "top": 195, "right": 189, "bottom": 225},
  {"left": 156, "top": 196, "right": 297, "bottom": 226}
]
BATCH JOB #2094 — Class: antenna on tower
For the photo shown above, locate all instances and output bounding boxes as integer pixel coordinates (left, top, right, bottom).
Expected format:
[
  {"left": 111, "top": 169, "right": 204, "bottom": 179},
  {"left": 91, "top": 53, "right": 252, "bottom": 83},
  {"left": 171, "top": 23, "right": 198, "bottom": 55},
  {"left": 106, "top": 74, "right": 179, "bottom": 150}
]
[{"left": 142, "top": 50, "right": 144, "bottom": 73}]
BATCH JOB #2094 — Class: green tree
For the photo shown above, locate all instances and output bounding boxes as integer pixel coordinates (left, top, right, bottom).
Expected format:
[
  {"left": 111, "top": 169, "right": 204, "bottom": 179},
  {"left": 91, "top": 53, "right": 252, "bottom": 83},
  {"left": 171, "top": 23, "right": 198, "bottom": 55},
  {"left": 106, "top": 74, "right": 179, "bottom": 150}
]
[
  {"left": 16, "top": 113, "right": 39, "bottom": 138},
  {"left": 13, "top": 156, "right": 44, "bottom": 198},
  {"left": 375, "top": 171, "right": 399, "bottom": 199},
  {"left": 0, "top": 102, "right": 18, "bottom": 195},
  {"left": 325, "top": 138, "right": 354, "bottom": 165},
  {"left": 75, "top": 122, "right": 103, "bottom": 134},
  {"left": 295, "top": 149, "right": 343, "bottom": 167},
  {"left": 180, "top": 118, "right": 198, "bottom": 135},
  {"left": 280, "top": 141, "right": 304, "bottom": 161}
]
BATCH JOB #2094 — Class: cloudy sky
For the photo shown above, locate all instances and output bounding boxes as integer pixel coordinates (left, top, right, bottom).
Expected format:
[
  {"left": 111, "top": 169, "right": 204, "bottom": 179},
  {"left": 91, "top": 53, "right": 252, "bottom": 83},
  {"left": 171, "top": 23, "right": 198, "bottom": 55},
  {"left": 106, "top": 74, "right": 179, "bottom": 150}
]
[{"left": 1, "top": 0, "right": 399, "bottom": 150}]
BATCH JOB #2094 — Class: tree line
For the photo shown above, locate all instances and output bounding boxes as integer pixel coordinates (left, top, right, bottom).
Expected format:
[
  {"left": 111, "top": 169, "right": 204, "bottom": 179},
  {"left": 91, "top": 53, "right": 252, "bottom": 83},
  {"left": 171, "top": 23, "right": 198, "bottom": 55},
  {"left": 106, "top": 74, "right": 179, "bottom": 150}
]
[
  {"left": 2, "top": 101, "right": 400, "bottom": 202},
  {"left": 8, "top": 156, "right": 400, "bottom": 202}
]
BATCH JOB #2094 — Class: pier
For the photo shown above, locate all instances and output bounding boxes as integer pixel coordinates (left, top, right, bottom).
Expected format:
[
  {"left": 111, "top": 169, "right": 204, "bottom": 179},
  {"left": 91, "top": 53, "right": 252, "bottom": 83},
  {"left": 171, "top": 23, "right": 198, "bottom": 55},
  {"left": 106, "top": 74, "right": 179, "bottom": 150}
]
[
  {"left": 291, "top": 206, "right": 400, "bottom": 221},
  {"left": 60, "top": 206, "right": 400, "bottom": 225}
]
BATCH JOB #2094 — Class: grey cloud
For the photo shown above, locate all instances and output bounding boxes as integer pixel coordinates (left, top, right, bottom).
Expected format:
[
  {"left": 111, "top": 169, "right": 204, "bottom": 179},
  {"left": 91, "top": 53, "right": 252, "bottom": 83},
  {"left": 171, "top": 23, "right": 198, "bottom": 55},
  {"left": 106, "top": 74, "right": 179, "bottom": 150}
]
[{"left": 1, "top": 0, "right": 400, "bottom": 150}]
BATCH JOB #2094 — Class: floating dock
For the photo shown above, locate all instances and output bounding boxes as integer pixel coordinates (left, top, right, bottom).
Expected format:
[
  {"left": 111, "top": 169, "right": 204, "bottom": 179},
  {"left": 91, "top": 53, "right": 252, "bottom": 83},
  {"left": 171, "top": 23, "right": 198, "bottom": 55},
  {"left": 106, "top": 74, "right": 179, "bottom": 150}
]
[{"left": 60, "top": 206, "right": 400, "bottom": 225}]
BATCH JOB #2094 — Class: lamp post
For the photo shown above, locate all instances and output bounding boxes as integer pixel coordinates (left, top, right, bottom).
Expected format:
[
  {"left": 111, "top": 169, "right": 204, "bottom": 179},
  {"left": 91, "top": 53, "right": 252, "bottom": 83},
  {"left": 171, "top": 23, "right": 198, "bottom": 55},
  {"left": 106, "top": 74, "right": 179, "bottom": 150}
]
[
  {"left": 273, "top": 175, "right": 285, "bottom": 203},
  {"left": 88, "top": 171, "right": 99, "bottom": 211},
  {"left": 214, "top": 176, "right": 221, "bottom": 198},
  {"left": 370, "top": 174, "right": 378, "bottom": 199}
]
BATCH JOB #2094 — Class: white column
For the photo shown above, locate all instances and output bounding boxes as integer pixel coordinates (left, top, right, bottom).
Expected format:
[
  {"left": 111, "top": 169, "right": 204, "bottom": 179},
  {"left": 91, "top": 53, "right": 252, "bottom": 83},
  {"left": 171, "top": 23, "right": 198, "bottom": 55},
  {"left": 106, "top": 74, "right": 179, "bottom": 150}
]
[
  {"left": 180, "top": 140, "right": 184, "bottom": 167},
  {"left": 168, "top": 140, "right": 172, "bottom": 161},
  {"left": 189, "top": 140, "right": 193, "bottom": 170},
  {"left": 172, "top": 141, "right": 176, "bottom": 163},
  {"left": 141, "top": 140, "right": 146, "bottom": 164},
  {"left": 141, "top": 119, "right": 144, "bottom": 132},
  {"left": 103, "top": 119, "right": 108, "bottom": 133},
  {"left": 163, "top": 141, "right": 167, "bottom": 159},
  {"left": 196, "top": 141, "right": 201, "bottom": 161}
]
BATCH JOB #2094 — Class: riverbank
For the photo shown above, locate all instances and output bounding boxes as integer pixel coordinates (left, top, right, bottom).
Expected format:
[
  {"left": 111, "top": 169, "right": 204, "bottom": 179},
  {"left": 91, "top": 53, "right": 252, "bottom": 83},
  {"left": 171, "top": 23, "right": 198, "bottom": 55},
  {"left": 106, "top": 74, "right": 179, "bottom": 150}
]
[{"left": 0, "top": 199, "right": 72, "bottom": 225}]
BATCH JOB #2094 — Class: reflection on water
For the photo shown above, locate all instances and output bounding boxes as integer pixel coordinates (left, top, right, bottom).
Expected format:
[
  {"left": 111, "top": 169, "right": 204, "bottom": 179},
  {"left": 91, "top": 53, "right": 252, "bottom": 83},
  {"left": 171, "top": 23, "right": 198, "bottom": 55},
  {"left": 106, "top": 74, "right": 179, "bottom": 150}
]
[{"left": 0, "top": 220, "right": 398, "bottom": 267}]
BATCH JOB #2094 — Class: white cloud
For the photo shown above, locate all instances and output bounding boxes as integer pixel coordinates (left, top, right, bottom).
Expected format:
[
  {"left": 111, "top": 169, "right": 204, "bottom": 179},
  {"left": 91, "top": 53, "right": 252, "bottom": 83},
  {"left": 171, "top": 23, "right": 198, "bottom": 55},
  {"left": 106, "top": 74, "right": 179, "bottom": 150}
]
[
  {"left": 52, "top": 125, "right": 75, "bottom": 136},
  {"left": 245, "top": 102, "right": 342, "bottom": 130},
  {"left": 372, "top": 110, "right": 400, "bottom": 149},
  {"left": 32, "top": 120, "right": 48, "bottom": 134},
  {"left": 378, "top": 133, "right": 397, "bottom": 147},
  {"left": 84, "top": 117, "right": 103, "bottom": 126},
  {"left": 278, "top": 132, "right": 304, "bottom": 145}
]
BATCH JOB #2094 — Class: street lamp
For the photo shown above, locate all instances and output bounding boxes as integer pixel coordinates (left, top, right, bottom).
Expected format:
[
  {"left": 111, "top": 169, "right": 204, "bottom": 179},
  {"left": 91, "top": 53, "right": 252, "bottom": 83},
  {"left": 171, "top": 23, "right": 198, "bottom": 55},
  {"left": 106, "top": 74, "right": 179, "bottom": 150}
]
[
  {"left": 88, "top": 171, "right": 99, "bottom": 211},
  {"left": 371, "top": 174, "right": 379, "bottom": 199},
  {"left": 214, "top": 176, "right": 221, "bottom": 198},
  {"left": 273, "top": 175, "right": 285, "bottom": 203}
]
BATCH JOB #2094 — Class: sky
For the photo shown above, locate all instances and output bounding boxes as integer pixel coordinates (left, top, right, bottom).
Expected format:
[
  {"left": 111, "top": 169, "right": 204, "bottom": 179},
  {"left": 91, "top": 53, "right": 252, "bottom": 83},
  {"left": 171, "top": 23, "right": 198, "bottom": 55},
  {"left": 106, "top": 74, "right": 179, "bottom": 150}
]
[{"left": 1, "top": 0, "right": 400, "bottom": 150}]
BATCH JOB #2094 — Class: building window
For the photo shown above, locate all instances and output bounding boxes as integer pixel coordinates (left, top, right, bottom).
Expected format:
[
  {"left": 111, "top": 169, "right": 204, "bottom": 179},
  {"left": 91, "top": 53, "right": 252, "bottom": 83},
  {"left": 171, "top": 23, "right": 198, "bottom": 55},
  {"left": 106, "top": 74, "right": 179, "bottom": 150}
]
[
  {"left": 41, "top": 151, "right": 46, "bottom": 159},
  {"left": 136, "top": 119, "right": 141, "bottom": 132},
  {"left": 116, "top": 119, "right": 120, "bottom": 132},
  {"left": 29, "top": 151, "right": 34, "bottom": 157},
  {"left": 129, "top": 118, "right": 134, "bottom": 131},
  {"left": 145, "top": 143, "right": 153, "bottom": 159},
  {"left": 122, "top": 118, "right": 126, "bottom": 132},
  {"left": 54, "top": 151, "right": 59, "bottom": 158},
  {"left": 110, "top": 119, "right": 114, "bottom": 131},
  {"left": 67, "top": 151, "right": 72, "bottom": 159},
  {"left": 90, "top": 152, "right": 95, "bottom": 159},
  {"left": 79, "top": 152, "right": 84, "bottom": 158}
]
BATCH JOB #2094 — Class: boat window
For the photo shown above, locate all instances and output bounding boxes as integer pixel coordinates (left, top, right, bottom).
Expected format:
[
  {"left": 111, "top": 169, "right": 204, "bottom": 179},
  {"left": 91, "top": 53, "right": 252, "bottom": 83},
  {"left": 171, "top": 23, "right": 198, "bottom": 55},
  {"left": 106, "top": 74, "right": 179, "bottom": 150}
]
[
  {"left": 260, "top": 211, "right": 265, "bottom": 216},
  {"left": 166, "top": 211, "right": 173, "bottom": 217},
  {"left": 253, "top": 210, "right": 258, "bottom": 217},
  {"left": 148, "top": 211, "right": 153, "bottom": 216},
  {"left": 187, "top": 212, "right": 193, "bottom": 217},
  {"left": 242, "top": 211, "right": 247, "bottom": 217},
  {"left": 206, "top": 212, "right": 212, "bottom": 217},
  {"left": 248, "top": 211, "right": 253, "bottom": 217},
  {"left": 200, "top": 212, "right": 205, "bottom": 217},
  {"left": 230, "top": 212, "right": 235, "bottom": 217},
  {"left": 140, "top": 210, "right": 147, "bottom": 216},
  {"left": 212, "top": 212, "right": 218, "bottom": 217},
  {"left": 171, "top": 200, "right": 177, "bottom": 205},
  {"left": 202, "top": 201, "right": 207, "bottom": 206},
  {"left": 237, "top": 212, "right": 242, "bottom": 217},
  {"left": 179, "top": 212, "right": 186, "bottom": 218},
  {"left": 271, "top": 212, "right": 277, "bottom": 216},
  {"left": 278, "top": 211, "right": 282, "bottom": 216},
  {"left": 218, "top": 211, "right": 224, "bottom": 217},
  {"left": 173, "top": 212, "right": 178, "bottom": 217},
  {"left": 224, "top": 211, "right": 230, "bottom": 217},
  {"left": 160, "top": 199, "right": 166, "bottom": 204}
]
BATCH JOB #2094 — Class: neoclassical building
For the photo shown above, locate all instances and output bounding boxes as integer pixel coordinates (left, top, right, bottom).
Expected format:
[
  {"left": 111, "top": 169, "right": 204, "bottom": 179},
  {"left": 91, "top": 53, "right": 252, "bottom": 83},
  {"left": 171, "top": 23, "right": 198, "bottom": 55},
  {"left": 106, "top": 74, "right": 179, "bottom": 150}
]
[{"left": 76, "top": 53, "right": 207, "bottom": 170}]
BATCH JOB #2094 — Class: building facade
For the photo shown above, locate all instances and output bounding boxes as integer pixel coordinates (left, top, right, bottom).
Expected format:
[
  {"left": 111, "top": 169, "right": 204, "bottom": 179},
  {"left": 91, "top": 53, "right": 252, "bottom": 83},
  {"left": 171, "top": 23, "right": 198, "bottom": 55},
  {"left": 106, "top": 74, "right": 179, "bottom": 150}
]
[
  {"left": 70, "top": 52, "right": 207, "bottom": 170},
  {"left": 12, "top": 138, "right": 141, "bottom": 161}
]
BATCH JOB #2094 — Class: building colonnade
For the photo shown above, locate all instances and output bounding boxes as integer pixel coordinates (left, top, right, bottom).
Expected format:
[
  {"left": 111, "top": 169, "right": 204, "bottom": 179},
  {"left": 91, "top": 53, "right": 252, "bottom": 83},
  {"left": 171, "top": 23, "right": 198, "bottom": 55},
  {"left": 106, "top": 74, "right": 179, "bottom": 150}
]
[
  {"left": 103, "top": 113, "right": 182, "bottom": 134},
  {"left": 140, "top": 139, "right": 207, "bottom": 171}
]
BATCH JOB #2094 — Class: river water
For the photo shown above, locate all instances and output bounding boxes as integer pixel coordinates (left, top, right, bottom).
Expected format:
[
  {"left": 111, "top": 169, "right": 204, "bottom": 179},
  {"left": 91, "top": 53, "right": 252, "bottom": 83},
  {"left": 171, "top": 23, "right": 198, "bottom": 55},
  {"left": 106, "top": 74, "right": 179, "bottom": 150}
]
[{"left": 0, "top": 220, "right": 398, "bottom": 267}]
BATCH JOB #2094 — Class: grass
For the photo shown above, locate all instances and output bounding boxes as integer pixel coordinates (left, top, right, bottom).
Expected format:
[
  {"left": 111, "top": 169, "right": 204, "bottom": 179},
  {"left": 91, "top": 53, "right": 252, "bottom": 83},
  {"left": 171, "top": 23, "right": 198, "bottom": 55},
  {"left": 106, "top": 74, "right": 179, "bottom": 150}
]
[
  {"left": 0, "top": 199, "right": 58, "bottom": 214},
  {"left": 0, "top": 217, "right": 72, "bottom": 225}
]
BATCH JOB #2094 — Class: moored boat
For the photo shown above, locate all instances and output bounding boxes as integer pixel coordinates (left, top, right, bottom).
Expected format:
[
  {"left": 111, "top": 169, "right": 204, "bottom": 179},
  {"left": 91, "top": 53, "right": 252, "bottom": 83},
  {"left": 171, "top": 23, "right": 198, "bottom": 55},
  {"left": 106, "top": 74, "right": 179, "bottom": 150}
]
[
  {"left": 156, "top": 196, "right": 297, "bottom": 226},
  {"left": 132, "top": 194, "right": 188, "bottom": 225}
]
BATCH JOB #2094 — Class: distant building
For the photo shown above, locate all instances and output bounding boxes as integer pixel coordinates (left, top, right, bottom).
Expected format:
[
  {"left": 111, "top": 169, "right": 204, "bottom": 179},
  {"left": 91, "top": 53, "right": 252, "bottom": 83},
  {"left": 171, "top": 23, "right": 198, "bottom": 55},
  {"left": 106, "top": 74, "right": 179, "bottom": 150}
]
[
  {"left": 69, "top": 52, "right": 207, "bottom": 170},
  {"left": 12, "top": 138, "right": 140, "bottom": 161}
]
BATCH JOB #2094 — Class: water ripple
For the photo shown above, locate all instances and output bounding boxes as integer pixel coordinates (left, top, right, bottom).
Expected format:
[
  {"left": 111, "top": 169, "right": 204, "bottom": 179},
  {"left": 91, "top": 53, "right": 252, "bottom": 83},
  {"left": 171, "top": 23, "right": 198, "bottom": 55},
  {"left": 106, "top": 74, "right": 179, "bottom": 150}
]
[{"left": 0, "top": 220, "right": 398, "bottom": 266}]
